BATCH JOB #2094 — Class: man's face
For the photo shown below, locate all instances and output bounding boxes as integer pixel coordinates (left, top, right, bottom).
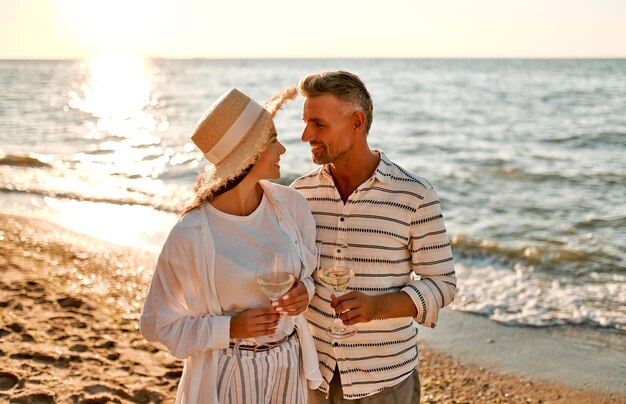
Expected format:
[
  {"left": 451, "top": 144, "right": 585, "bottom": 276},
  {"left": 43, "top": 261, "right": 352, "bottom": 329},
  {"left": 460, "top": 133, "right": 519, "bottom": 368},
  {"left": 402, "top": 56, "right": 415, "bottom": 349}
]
[{"left": 301, "top": 94, "right": 354, "bottom": 165}]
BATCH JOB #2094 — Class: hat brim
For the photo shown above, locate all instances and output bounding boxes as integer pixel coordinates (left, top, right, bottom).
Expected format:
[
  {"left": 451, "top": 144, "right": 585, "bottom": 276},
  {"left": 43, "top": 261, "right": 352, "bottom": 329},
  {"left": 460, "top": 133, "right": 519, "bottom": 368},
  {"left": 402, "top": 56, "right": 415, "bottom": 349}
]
[{"left": 195, "top": 113, "right": 273, "bottom": 199}]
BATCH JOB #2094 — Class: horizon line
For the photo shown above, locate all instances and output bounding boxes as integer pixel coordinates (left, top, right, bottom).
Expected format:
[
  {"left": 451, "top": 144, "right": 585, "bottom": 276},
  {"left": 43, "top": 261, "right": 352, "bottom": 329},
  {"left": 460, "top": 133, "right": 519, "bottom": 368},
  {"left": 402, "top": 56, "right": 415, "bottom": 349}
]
[{"left": 2, "top": 56, "right": 626, "bottom": 62}]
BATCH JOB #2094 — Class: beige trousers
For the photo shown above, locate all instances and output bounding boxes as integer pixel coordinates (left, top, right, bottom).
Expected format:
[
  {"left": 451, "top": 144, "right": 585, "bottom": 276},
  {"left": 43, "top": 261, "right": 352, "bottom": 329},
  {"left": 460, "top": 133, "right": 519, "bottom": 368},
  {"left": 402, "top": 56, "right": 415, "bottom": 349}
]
[{"left": 308, "top": 367, "right": 420, "bottom": 404}]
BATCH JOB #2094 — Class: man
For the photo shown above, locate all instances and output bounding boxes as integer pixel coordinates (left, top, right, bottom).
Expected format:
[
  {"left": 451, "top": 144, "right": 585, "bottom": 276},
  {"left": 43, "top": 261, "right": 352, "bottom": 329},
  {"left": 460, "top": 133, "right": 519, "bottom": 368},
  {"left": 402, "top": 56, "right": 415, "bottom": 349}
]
[{"left": 291, "top": 71, "right": 457, "bottom": 403}]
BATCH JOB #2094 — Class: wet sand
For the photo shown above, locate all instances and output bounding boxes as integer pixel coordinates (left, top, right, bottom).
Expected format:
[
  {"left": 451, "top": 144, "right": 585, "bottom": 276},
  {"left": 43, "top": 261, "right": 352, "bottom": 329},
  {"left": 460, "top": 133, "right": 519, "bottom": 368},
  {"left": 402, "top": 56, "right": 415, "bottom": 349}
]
[
  {"left": 0, "top": 213, "right": 623, "bottom": 403},
  {"left": 419, "top": 309, "right": 626, "bottom": 398}
]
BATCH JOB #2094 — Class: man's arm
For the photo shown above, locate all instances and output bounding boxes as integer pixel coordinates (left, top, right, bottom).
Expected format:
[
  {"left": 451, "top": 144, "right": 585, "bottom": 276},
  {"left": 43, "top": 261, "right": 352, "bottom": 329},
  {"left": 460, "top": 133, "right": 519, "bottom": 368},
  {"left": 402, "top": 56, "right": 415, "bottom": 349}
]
[
  {"left": 333, "top": 186, "right": 456, "bottom": 327},
  {"left": 401, "top": 186, "right": 456, "bottom": 328}
]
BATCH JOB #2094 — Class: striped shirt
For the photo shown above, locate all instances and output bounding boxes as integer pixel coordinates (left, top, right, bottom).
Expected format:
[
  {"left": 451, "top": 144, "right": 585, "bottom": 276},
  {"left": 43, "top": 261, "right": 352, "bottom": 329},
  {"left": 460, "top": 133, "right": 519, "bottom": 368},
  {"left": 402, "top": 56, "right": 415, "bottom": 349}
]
[{"left": 291, "top": 151, "right": 456, "bottom": 399}]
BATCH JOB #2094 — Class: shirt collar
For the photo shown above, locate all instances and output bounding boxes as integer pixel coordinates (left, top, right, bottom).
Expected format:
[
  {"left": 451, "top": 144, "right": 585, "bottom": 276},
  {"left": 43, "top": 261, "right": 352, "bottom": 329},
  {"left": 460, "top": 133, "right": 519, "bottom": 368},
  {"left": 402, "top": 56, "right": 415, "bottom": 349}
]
[
  {"left": 372, "top": 150, "right": 394, "bottom": 183},
  {"left": 259, "top": 179, "right": 287, "bottom": 204},
  {"left": 317, "top": 150, "right": 393, "bottom": 185},
  {"left": 318, "top": 164, "right": 332, "bottom": 182}
]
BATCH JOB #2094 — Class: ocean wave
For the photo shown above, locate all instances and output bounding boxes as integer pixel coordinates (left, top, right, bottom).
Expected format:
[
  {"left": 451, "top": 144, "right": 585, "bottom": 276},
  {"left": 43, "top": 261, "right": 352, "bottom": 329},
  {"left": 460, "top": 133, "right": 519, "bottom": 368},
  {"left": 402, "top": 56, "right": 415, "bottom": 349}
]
[
  {"left": 575, "top": 215, "right": 626, "bottom": 230},
  {"left": 540, "top": 89, "right": 607, "bottom": 103},
  {"left": 0, "top": 186, "right": 184, "bottom": 214},
  {"left": 492, "top": 167, "right": 567, "bottom": 181},
  {"left": 541, "top": 131, "right": 626, "bottom": 147},
  {"left": 81, "top": 149, "right": 115, "bottom": 155},
  {"left": 0, "top": 175, "right": 297, "bottom": 211},
  {"left": 450, "top": 234, "right": 624, "bottom": 274},
  {"left": 0, "top": 154, "right": 52, "bottom": 168},
  {"left": 451, "top": 263, "right": 626, "bottom": 331},
  {"left": 490, "top": 166, "right": 626, "bottom": 185}
]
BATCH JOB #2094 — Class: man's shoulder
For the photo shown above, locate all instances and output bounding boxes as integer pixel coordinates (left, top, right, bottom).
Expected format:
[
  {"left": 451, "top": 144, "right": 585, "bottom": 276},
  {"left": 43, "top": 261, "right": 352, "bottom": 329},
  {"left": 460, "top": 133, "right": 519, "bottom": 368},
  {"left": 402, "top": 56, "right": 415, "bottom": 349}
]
[
  {"left": 290, "top": 167, "right": 324, "bottom": 188},
  {"left": 378, "top": 155, "right": 434, "bottom": 192}
]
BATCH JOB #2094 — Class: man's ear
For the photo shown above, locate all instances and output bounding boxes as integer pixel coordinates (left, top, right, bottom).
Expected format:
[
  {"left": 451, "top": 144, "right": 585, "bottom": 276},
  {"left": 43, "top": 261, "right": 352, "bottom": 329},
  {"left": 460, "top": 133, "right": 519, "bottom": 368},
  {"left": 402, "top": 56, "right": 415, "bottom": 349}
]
[{"left": 351, "top": 111, "right": 366, "bottom": 133}]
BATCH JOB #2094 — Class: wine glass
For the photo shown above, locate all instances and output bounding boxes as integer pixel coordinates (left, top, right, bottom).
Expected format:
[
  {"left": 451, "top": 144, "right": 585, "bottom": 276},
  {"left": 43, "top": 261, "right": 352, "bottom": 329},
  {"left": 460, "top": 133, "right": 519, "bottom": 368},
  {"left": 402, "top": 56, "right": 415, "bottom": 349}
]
[
  {"left": 255, "top": 248, "right": 296, "bottom": 343},
  {"left": 256, "top": 271, "right": 296, "bottom": 303},
  {"left": 256, "top": 248, "right": 296, "bottom": 304},
  {"left": 317, "top": 243, "right": 357, "bottom": 338}
]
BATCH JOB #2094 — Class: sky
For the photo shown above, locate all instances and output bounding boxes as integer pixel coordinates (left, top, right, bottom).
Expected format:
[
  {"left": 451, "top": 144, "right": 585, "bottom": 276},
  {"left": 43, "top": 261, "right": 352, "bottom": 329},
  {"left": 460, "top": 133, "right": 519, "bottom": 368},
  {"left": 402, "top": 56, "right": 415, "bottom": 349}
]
[{"left": 1, "top": 0, "right": 625, "bottom": 59}]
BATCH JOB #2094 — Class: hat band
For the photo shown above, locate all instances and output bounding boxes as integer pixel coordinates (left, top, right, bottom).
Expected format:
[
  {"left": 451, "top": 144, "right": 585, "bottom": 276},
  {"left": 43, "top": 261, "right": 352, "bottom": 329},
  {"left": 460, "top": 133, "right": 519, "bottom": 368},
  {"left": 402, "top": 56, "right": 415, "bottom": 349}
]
[{"left": 204, "top": 99, "right": 264, "bottom": 164}]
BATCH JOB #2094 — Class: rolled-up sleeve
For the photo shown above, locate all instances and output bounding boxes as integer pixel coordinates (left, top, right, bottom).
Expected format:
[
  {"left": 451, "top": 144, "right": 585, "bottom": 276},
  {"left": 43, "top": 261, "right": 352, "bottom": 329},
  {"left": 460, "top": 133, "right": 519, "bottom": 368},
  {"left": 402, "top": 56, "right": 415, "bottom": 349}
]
[{"left": 401, "top": 186, "right": 456, "bottom": 328}]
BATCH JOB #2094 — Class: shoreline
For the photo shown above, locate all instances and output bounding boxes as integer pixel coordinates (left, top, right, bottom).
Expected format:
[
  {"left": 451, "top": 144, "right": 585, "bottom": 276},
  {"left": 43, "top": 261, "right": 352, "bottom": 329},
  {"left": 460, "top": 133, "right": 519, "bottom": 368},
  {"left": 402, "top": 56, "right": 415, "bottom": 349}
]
[
  {"left": 1, "top": 213, "right": 624, "bottom": 403},
  {"left": 419, "top": 310, "right": 626, "bottom": 396}
]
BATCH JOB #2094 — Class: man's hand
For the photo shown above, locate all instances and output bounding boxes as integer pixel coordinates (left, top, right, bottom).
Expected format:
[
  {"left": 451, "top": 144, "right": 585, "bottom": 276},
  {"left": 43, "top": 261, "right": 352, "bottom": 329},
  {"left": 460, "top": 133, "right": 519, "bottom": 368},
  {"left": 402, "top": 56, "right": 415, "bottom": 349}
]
[
  {"left": 331, "top": 291, "right": 379, "bottom": 325},
  {"left": 230, "top": 308, "right": 281, "bottom": 339},
  {"left": 272, "top": 281, "right": 309, "bottom": 316},
  {"left": 331, "top": 291, "right": 418, "bottom": 325}
]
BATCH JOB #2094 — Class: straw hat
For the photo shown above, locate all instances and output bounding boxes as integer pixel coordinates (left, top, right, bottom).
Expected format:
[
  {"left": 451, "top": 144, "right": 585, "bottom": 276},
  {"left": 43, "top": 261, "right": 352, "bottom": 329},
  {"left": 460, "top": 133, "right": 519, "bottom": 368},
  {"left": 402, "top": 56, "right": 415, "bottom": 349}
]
[
  {"left": 191, "top": 86, "right": 298, "bottom": 200},
  {"left": 191, "top": 87, "right": 295, "bottom": 199}
]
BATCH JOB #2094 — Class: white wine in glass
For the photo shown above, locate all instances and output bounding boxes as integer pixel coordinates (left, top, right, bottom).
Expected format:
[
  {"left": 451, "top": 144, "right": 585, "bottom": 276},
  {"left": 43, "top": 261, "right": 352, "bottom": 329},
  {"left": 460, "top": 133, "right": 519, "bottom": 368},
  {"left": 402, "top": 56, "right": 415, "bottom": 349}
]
[
  {"left": 256, "top": 247, "right": 296, "bottom": 303},
  {"left": 317, "top": 243, "right": 357, "bottom": 338},
  {"left": 317, "top": 267, "right": 354, "bottom": 293},
  {"left": 256, "top": 271, "right": 296, "bottom": 302},
  {"left": 255, "top": 250, "right": 295, "bottom": 344}
]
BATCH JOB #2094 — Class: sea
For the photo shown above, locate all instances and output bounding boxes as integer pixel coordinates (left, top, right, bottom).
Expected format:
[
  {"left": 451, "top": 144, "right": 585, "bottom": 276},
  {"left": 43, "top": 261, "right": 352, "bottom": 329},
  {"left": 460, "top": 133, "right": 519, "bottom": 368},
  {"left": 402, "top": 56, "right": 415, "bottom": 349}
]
[{"left": 1, "top": 57, "right": 624, "bottom": 334}]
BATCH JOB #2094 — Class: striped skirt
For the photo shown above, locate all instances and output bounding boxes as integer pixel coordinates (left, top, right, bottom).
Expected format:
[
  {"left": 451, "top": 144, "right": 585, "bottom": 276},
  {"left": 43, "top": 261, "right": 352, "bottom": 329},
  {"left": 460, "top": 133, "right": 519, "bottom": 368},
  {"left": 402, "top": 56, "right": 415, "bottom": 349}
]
[{"left": 217, "top": 334, "right": 307, "bottom": 403}]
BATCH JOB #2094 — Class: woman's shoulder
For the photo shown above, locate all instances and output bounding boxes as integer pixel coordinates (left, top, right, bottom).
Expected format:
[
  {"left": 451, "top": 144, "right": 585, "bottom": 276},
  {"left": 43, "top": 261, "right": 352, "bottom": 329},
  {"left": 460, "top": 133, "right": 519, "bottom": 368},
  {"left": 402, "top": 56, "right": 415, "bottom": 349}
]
[
  {"left": 157, "top": 212, "right": 206, "bottom": 262},
  {"left": 264, "top": 181, "right": 308, "bottom": 205},
  {"left": 164, "top": 205, "right": 207, "bottom": 245},
  {"left": 177, "top": 205, "right": 207, "bottom": 227}
]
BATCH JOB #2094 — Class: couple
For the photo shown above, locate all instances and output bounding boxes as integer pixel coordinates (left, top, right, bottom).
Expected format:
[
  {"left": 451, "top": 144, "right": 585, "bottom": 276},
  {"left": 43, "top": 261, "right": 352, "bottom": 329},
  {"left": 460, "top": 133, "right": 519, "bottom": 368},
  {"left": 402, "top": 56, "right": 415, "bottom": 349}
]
[{"left": 139, "top": 71, "right": 457, "bottom": 403}]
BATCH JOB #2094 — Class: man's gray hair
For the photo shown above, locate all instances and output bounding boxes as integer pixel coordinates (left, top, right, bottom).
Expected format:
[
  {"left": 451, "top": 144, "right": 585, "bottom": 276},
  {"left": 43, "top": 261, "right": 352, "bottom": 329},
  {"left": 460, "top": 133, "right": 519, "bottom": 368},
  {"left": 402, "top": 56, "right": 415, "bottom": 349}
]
[{"left": 298, "top": 71, "right": 373, "bottom": 135}]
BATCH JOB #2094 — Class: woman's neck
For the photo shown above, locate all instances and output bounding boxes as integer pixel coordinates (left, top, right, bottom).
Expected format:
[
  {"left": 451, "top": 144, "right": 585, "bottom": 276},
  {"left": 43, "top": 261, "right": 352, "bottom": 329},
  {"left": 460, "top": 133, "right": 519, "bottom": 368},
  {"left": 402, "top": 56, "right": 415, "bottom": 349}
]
[{"left": 210, "top": 179, "right": 264, "bottom": 216}]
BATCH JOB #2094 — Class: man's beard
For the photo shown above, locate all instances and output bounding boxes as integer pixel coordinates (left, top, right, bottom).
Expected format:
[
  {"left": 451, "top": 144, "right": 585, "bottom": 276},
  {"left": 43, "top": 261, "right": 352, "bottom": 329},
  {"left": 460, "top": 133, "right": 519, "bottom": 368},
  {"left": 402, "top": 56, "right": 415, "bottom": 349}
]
[
  {"left": 310, "top": 140, "right": 351, "bottom": 165},
  {"left": 312, "top": 151, "right": 332, "bottom": 165}
]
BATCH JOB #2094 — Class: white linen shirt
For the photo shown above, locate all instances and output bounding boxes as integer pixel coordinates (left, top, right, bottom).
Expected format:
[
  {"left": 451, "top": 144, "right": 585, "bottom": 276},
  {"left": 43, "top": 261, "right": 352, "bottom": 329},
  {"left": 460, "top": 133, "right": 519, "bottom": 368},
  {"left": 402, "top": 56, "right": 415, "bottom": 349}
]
[{"left": 139, "top": 181, "right": 322, "bottom": 404}]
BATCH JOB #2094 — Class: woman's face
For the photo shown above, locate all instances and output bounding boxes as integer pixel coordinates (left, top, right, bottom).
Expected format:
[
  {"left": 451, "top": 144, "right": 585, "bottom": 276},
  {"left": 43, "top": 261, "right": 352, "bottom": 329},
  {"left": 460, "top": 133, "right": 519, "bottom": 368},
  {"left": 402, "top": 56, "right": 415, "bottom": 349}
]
[{"left": 249, "top": 125, "right": 286, "bottom": 181}]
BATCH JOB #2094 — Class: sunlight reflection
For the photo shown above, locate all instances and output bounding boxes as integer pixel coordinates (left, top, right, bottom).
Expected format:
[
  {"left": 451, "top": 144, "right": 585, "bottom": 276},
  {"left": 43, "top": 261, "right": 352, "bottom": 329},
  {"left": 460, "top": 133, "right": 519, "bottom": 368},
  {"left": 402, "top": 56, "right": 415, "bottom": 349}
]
[
  {"left": 69, "top": 54, "right": 151, "bottom": 119},
  {"left": 44, "top": 196, "right": 177, "bottom": 254},
  {"left": 67, "top": 54, "right": 172, "bottom": 178}
]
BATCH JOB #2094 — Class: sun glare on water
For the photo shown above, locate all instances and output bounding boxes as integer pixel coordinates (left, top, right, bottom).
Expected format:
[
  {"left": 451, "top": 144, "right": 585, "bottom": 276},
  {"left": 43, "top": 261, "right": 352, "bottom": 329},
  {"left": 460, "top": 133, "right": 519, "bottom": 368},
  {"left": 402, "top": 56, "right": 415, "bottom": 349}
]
[
  {"left": 47, "top": 54, "right": 181, "bottom": 249},
  {"left": 68, "top": 54, "right": 170, "bottom": 177},
  {"left": 69, "top": 54, "right": 152, "bottom": 120}
]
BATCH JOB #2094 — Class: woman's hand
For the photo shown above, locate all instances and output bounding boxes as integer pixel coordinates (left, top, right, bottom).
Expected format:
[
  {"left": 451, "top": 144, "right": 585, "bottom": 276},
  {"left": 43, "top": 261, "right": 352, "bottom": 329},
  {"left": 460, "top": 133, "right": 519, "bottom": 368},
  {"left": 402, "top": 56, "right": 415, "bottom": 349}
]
[
  {"left": 272, "top": 281, "right": 309, "bottom": 316},
  {"left": 230, "top": 308, "right": 281, "bottom": 339}
]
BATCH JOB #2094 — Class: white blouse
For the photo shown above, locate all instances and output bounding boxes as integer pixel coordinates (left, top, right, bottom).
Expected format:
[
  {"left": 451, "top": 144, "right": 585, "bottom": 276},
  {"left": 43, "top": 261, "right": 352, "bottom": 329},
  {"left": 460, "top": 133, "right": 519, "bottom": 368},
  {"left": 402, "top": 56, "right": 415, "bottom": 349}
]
[
  {"left": 139, "top": 181, "right": 322, "bottom": 403},
  {"left": 207, "top": 193, "right": 301, "bottom": 344}
]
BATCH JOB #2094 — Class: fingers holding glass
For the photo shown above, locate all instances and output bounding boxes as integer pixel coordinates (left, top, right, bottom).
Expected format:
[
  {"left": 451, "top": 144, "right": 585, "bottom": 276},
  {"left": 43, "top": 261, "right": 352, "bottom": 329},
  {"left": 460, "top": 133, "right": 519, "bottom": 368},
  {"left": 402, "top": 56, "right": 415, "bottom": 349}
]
[{"left": 317, "top": 243, "right": 357, "bottom": 338}]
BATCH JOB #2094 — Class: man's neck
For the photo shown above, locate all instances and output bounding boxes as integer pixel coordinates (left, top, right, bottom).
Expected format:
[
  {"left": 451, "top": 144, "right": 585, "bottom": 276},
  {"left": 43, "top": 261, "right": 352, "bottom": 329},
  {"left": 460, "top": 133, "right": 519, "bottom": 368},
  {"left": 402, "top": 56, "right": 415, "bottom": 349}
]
[{"left": 329, "top": 150, "right": 380, "bottom": 204}]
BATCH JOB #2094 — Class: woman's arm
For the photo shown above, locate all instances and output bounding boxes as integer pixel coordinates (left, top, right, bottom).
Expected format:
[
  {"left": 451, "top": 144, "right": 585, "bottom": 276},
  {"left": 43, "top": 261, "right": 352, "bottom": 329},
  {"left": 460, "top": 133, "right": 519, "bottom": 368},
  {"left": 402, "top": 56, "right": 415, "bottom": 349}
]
[
  {"left": 139, "top": 252, "right": 231, "bottom": 359},
  {"left": 140, "top": 225, "right": 283, "bottom": 357}
]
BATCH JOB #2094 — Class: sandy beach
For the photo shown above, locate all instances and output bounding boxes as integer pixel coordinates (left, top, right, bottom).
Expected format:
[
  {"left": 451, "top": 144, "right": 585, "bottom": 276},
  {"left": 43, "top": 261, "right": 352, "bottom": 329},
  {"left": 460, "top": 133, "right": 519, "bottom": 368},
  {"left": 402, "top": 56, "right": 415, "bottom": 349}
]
[{"left": 1, "top": 213, "right": 624, "bottom": 403}]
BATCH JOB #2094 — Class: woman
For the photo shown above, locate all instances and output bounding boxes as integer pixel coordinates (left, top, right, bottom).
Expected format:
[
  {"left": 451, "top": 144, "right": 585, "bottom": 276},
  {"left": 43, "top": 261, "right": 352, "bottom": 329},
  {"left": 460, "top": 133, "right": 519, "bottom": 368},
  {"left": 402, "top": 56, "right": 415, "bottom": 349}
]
[{"left": 140, "top": 87, "right": 322, "bottom": 403}]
